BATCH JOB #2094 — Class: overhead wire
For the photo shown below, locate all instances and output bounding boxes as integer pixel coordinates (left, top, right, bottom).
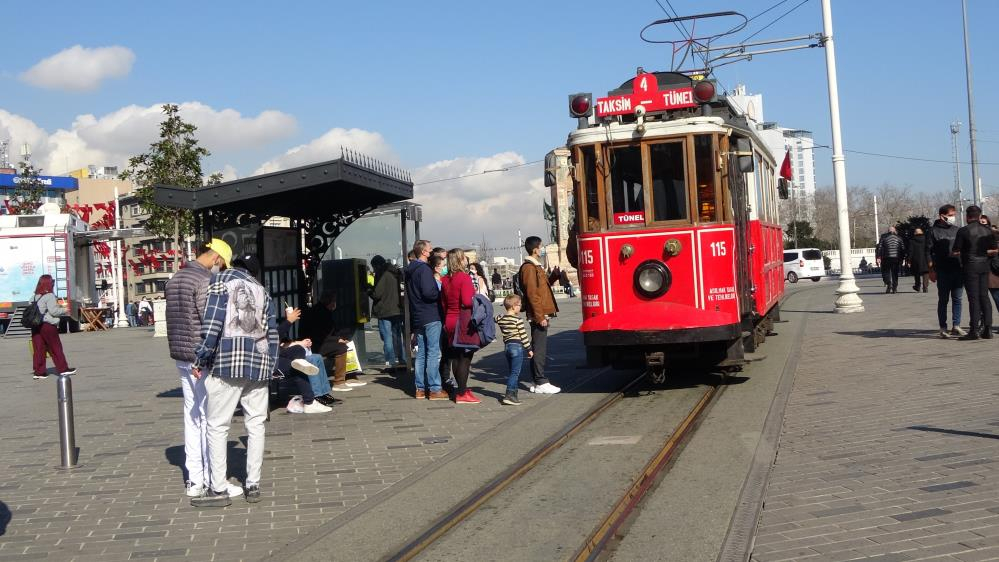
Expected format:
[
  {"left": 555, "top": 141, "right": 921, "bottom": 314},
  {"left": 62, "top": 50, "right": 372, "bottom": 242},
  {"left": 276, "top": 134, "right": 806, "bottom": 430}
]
[{"left": 412, "top": 159, "right": 542, "bottom": 186}]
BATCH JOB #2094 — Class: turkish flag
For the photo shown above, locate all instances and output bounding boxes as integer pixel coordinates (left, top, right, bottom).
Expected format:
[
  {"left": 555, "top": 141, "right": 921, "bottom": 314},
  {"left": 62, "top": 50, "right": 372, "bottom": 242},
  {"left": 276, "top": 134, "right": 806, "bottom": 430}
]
[{"left": 780, "top": 150, "right": 793, "bottom": 181}]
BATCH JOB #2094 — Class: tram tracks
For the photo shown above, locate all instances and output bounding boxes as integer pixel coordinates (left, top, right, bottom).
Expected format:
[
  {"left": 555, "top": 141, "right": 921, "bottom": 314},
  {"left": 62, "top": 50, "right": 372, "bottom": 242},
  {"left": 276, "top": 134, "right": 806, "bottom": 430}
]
[{"left": 386, "top": 372, "right": 723, "bottom": 562}]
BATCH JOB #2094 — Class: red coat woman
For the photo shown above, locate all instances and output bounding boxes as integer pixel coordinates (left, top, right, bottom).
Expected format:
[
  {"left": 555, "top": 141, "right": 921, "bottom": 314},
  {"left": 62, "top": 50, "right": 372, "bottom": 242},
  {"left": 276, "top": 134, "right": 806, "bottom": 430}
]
[{"left": 440, "top": 249, "right": 480, "bottom": 404}]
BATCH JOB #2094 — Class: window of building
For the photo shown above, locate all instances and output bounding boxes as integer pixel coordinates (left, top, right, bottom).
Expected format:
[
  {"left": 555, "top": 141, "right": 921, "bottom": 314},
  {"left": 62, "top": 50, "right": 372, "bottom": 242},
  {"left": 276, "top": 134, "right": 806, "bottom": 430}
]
[
  {"left": 649, "top": 141, "right": 688, "bottom": 222},
  {"left": 607, "top": 145, "right": 645, "bottom": 225}
]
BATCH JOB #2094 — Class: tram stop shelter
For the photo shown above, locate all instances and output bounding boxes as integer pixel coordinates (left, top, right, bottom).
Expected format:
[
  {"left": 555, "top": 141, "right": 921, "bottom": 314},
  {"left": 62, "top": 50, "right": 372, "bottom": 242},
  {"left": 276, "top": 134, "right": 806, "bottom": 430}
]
[{"left": 153, "top": 150, "right": 420, "bottom": 373}]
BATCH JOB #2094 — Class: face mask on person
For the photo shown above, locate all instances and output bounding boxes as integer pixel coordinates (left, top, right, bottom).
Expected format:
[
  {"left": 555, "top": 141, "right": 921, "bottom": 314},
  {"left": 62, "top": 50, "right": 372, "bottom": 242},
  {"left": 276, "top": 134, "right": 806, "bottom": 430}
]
[{"left": 946, "top": 215, "right": 957, "bottom": 225}]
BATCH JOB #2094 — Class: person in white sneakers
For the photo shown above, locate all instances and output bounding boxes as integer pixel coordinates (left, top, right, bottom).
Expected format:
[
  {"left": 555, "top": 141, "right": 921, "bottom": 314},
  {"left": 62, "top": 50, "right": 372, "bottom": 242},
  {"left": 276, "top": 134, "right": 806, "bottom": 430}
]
[
  {"left": 191, "top": 254, "right": 279, "bottom": 507},
  {"left": 518, "top": 236, "right": 562, "bottom": 395},
  {"left": 164, "top": 239, "right": 232, "bottom": 498}
]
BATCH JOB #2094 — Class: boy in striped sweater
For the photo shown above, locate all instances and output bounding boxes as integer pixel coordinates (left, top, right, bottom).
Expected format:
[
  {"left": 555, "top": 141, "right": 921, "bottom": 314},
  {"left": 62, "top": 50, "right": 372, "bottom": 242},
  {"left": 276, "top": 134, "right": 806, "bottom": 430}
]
[{"left": 496, "top": 294, "right": 533, "bottom": 405}]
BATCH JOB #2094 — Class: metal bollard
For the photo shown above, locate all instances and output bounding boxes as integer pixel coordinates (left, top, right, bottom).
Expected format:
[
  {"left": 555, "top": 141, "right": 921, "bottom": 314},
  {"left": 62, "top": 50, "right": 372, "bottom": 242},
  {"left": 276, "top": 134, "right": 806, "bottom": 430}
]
[{"left": 56, "top": 374, "right": 80, "bottom": 469}]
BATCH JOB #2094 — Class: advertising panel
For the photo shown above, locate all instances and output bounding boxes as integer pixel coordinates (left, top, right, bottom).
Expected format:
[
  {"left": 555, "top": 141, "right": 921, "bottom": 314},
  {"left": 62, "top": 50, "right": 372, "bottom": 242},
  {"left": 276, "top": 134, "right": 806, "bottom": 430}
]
[{"left": 0, "top": 236, "right": 52, "bottom": 303}]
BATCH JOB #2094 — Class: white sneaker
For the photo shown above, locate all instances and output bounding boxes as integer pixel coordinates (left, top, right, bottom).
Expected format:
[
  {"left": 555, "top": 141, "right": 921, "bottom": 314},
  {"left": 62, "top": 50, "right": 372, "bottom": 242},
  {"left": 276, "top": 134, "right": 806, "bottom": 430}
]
[
  {"left": 345, "top": 379, "right": 367, "bottom": 387},
  {"left": 211, "top": 481, "right": 243, "bottom": 498},
  {"left": 291, "top": 358, "right": 319, "bottom": 376},
  {"left": 303, "top": 400, "right": 333, "bottom": 413},
  {"left": 951, "top": 326, "right": 967, "bottom": 336},
  {"left": 535, "top": 383, "right": 561, "bottom": 394},
  {"left": 330, "top": 384, "right": 353, "bottom": 392},
  {"left": 939, "top": 329, "right": 950, "bottom": 339},
  {"left": 185, "top": 481, "right": 205, "bottom": 497}
]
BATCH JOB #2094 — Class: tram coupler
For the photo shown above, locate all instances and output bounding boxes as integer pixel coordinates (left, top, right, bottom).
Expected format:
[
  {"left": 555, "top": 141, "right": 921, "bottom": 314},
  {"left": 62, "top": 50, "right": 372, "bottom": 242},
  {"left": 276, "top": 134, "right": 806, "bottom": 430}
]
[{"left": 645, "top": 352, "right": 666, "bottom": 384}]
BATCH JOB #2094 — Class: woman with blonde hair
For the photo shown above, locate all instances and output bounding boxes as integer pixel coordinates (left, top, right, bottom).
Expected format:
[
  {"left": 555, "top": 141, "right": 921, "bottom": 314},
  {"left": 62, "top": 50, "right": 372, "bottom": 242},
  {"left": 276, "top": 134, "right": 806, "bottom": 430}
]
[
  {"left": 29, "top": 274, "right": 75, "bottom": 379},
  {"left": 440, "top": 248, "right": 480, "bottom": 404}
]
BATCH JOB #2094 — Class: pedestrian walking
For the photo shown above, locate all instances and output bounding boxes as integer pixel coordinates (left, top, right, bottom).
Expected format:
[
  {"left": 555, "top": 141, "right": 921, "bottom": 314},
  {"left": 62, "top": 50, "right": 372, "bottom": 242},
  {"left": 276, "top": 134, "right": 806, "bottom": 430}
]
[
  {"left": 519, "top": 236, "right": 561, "bottom": 394},
  {"left": 953, "top": 205, "right": 998, "bottom": 340},
  {"left": 907, "top": 228, "right": 929, "bottom": 293},
  {"left": 370, "top": 255, "right": 406, "bottom": 370},
  {"left": 164, "top": 238, "right": 232, "bottom": 498},
  {"left": 405, "top": 240, "right": 447, "bottom": 400},
  {"left": 28, "top": 274, "right": 75, "bottom": 380},
  {"left": 441, "top": 248, "right": 481, "bottom": 404},
  {"left": 491, "top": 270, "right": 502, "bottom": 290},
  {"left": 139, "top": 298, "right": 153, "bottom": 326},
  {"left": 191, "top": 254, "right": 279, "bottom": 507},
  {"left": 496, "top": 294, "right": 533, "bottom": 405},
  {"left": 876, "top": 227, "right": 905, "bottom": 294},
  {"left": 927, "top": 204, "right": 966, "bottom": 338}
]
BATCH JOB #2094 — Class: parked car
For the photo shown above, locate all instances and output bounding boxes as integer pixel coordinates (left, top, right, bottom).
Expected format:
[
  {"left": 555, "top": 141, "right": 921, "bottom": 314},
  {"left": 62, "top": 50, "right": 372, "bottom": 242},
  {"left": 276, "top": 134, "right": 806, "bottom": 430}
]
[{"left": 783, "top": 248, "right": 825, "bottom": 283}]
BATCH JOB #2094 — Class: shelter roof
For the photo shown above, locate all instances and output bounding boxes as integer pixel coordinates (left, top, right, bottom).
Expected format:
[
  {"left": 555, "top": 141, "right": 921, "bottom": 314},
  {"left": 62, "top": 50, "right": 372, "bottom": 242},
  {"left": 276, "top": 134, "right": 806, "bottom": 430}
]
[{"left": 153, "top": 153, "right": 413, "bottom": 220}]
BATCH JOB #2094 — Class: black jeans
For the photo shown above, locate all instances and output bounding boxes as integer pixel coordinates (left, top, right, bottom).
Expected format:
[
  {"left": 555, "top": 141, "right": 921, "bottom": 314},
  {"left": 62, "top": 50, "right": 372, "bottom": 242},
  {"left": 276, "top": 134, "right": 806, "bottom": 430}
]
[
  {"left": 881, "top": 258, "right": 900, "bottom": 290},
  {"left": 529, "top": 322, "right": 549, "bottom": 385},
  {"left": 913, "top": 272, "right": 928, "bottom": 291},
  {"left": 965, "top": 270, "right": 992, "bottom": 332}
]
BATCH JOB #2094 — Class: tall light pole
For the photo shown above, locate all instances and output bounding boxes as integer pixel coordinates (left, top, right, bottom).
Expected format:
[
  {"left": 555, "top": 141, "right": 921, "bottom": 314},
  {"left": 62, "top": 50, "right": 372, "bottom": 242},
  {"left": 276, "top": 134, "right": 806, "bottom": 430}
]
[
  {"left": 961, "top": 0, "right": 982, "bottom": 205},
  {"left": 821, "top": 0, "right": 863, "bottom": 313},
  {"left": 951, "top": 121, "right": 965, "bottom": 224}
]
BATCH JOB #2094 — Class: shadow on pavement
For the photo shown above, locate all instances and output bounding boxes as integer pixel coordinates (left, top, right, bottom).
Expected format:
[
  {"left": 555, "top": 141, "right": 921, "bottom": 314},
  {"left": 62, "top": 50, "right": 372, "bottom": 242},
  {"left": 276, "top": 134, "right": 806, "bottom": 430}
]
[
  {"left": 0, "top": 501, "right": 10, "bottom": 536},
  {"left": 156, "top": 387, "right": 184, "bottom": 398},
  {"left": 165, "top": 445, "right": 187, "bottom": 482},
  {"left": 907, "top": 425, "right": 999, "bottom": 440},
  {"left": 836, "top": 329, "right": 941, "bottom": 339}
]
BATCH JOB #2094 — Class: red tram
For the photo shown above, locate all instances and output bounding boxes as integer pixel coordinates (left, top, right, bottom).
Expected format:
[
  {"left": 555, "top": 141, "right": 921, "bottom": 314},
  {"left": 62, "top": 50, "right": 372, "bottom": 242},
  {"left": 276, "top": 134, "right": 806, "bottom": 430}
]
[{"left": 560, "top": 71, "right": 786, "bottom": 378}]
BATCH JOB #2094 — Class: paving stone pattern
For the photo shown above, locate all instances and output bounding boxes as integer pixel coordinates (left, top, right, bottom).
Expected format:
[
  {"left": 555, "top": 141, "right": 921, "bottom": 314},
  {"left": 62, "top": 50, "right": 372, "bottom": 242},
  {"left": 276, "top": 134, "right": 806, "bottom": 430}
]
[
  {"left": 753, "top": 279, "right": 999, "bottom": 562},
  {"left": 0, "top": 311, "right": 581, "bottom": 562}
]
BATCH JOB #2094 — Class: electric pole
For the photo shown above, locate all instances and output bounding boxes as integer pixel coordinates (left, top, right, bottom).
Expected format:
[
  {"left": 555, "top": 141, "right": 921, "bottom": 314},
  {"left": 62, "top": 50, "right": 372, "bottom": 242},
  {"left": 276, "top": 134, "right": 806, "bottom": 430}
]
[{"left": 961, "top": 0, "right": 982, "bottom": 205}]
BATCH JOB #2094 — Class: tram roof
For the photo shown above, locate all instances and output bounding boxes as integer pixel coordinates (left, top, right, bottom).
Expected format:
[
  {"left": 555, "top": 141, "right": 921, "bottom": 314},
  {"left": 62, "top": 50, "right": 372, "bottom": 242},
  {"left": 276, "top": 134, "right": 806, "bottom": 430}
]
[{"left": 152, "top": 153, "right": 414, "bottom": 220}]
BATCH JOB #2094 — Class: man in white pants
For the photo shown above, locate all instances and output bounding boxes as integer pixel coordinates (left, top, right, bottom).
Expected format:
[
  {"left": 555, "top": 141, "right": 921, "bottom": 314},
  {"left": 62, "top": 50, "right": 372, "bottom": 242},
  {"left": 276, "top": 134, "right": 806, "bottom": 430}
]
[
  {"left": 191, "top": 254, "right": 278, "bottom": 508},
  {"left": 164, "top": 238, "right": 232, "bottom": 498}
]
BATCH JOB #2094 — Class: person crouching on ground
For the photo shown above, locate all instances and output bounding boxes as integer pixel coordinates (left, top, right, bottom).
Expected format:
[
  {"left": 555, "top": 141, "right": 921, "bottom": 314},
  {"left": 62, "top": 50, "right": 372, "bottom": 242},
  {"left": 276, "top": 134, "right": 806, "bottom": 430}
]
[
  {"left": 441, "top": 248, "right": 480, "bottom": 404},
  {"left": 191, "top": 254, "right": 278, "bottom": 507},
  {"left": 164, "top": 238, "right": 232, "bottom": 498},
  {"left": 29, "top": 274, "right": 75, "bottom": 380},
  {"left": 496, "top": 294, "right": 533, "bottom": 405}
]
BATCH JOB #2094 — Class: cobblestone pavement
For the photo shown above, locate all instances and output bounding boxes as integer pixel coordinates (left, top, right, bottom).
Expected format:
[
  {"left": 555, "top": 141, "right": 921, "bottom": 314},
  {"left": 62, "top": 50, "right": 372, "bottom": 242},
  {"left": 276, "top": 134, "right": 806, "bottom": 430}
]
[
  {"left": 0, "top": 303, "right": 592, "bottom": 561},
  {"left": 753, "top": 278, "right": 999, "bottom": 562}
]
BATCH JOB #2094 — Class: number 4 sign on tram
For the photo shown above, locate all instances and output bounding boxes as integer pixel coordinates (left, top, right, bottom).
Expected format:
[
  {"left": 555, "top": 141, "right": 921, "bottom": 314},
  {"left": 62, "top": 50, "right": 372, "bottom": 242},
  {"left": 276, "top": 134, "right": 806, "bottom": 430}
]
[{"left": 595, "top": 73, "right": 698, "bottom": 118}]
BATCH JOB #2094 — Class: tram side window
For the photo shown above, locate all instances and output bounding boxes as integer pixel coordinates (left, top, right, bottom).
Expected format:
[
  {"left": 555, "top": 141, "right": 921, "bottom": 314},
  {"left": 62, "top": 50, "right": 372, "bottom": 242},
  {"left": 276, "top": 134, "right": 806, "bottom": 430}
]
[
  {"left": 694, "top": 135, "right": 717, "bottom": 222},
  {"left": 649, "top": 142, "right": 687, "bottom": 222},
  {"left": 608, "top": 146, "right": 645, "bottom": 222},
  {"left": 580, "top": 145, "right": 600, "bottom": 231}
]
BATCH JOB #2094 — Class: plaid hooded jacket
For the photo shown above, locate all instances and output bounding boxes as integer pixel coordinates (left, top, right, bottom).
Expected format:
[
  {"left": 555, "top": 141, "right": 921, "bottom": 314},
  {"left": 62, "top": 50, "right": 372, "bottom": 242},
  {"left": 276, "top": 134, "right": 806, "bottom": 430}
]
[{"left": 193, "top": 267, "right": 278, "bottom": 381}]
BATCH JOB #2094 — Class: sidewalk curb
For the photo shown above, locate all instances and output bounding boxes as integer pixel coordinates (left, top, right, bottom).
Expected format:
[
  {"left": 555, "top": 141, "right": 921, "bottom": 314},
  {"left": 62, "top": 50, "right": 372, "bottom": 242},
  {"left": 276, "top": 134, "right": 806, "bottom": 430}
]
[{"left": 715, "top": 285, "right": 822, "bottom": 562}]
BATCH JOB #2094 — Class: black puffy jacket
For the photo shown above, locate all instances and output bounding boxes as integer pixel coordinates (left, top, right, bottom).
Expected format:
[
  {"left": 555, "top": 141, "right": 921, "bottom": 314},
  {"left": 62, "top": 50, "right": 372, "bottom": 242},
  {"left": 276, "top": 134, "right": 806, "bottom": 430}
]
[{"left": 164, "top": 261, "right": 212, "bottom": 362}]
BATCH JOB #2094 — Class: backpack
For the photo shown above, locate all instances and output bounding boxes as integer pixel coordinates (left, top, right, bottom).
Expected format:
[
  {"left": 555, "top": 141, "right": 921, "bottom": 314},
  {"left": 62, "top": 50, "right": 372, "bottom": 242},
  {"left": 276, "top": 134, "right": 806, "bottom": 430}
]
[
  {"left": 513, "top": 264, "right": 526, "bottom": 297},
  {"left": 20, "top": 298, "right": 44, "bottom": 329}
]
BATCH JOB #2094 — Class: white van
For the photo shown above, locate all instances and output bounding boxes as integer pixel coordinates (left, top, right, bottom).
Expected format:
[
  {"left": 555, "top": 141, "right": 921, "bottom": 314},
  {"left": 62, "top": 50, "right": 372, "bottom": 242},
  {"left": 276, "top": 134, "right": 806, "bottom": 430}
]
[{"left": 783, "top": 248, "right": 825, "bottom": 283}]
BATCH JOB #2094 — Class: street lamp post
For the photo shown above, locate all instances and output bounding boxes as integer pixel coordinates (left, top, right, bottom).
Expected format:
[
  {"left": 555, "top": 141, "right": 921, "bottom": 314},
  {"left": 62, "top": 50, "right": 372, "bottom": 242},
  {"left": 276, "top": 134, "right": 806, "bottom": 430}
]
[
  {"left": 961, "top": 0, "right": 982, "bottom": 205},
  {"left": 821, "top": 0, "right": 863, "bottom": 313}
]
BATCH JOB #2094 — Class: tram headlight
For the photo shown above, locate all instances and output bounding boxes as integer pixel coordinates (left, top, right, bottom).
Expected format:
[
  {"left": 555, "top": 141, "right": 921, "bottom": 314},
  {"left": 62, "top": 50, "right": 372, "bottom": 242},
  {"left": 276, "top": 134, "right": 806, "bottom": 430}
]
[{"left": 634, "top": 260, "right": 671, "bottom": 299}]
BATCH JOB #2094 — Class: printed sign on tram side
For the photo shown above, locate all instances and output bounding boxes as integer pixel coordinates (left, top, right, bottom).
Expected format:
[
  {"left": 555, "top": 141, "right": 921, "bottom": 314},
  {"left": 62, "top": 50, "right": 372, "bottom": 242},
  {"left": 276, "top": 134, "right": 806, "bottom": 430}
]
[
  {"left": 697, "top": 228, "right": 739, "bottom": 318},
  {"left": 577, "top": 237, "right": 604, "bottom": 316}
]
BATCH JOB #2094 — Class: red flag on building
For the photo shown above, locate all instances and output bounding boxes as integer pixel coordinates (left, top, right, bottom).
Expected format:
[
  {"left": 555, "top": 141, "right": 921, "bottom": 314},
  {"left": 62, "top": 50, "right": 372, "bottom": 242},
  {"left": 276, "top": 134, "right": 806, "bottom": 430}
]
[{"left": 780, "top": 150, "right": 793, "bottom": 181}]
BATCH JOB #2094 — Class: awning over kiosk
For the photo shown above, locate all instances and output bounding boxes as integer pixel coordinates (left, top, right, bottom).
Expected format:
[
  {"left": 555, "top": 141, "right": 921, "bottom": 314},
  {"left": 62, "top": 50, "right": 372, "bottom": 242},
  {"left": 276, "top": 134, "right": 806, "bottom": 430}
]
[{"left": 153, "top": 151, "right": 413, "bottom": 219}]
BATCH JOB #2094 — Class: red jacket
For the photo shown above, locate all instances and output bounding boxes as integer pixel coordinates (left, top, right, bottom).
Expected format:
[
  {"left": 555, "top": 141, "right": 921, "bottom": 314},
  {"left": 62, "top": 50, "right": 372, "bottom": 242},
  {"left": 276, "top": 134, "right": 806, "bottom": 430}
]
[{"left": 441, "top": 271, "right": 475, "bottom": 344}]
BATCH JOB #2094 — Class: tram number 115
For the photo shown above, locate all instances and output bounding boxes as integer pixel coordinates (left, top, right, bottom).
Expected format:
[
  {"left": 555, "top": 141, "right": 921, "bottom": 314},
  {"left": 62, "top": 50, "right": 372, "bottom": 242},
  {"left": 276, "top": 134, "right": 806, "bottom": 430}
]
[{"left": 709, "top": 241, "right": 727, "bottom": 257}]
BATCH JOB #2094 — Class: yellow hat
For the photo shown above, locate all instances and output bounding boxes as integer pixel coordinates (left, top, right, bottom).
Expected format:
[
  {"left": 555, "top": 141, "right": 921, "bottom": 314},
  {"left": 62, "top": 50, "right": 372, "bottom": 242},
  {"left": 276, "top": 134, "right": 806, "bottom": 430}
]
[{"left": 206, "top": 238, "right": 233, "bottom": 268}]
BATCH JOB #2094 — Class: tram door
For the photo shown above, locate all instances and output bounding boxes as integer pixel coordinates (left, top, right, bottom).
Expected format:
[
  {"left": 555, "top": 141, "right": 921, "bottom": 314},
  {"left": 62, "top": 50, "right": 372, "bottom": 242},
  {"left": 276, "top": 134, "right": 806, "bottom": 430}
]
[{"left": 727, "top": 146, "right": 755, "bottom": 323}]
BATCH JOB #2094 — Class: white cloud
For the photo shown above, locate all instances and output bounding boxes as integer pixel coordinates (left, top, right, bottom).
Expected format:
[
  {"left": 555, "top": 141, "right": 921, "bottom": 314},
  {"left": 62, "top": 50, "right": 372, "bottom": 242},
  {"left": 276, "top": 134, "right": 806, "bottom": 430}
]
[
  {"left": 0, "top": 103, "right": 296, "bottom": 174},
  {"left": 411, "top": 152, "right": 547, "bottom": 250},
  {"left": 254, "top": 128, "right": 396, "bottom": 174},
  {"left": 21, "top": 45, "right": 135, "bottom": 92},
  {"left": 256, "top": 127, "right": 548, "bottom": 251}
]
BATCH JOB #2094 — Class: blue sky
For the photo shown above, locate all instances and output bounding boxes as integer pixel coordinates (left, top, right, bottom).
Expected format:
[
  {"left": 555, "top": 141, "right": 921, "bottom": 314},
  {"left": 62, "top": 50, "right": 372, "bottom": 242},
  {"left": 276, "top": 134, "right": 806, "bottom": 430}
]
[{"left": 1, "top": 0, "right": 997, "bottom": 247}]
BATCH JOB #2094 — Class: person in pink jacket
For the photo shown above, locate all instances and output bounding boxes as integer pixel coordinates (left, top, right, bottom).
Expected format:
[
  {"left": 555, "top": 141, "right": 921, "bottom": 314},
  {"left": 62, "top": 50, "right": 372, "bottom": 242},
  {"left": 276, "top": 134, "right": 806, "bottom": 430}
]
[{"left": 440, "top": 248, "right": 480, "bottom": 404}]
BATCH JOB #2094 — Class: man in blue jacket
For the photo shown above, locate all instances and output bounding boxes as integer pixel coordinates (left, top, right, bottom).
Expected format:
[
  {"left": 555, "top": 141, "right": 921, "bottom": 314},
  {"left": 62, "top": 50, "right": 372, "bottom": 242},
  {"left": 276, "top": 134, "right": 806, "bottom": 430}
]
[{"left": 405, "top": 240, "right": 447, "bottom": 400}]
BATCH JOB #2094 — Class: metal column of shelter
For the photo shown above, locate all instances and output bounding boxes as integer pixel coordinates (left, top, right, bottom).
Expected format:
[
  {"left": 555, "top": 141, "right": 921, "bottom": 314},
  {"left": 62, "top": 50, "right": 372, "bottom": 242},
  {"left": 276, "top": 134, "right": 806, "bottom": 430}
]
[{"left": 153, "top": 149, "right": 416, "bottom": 373}]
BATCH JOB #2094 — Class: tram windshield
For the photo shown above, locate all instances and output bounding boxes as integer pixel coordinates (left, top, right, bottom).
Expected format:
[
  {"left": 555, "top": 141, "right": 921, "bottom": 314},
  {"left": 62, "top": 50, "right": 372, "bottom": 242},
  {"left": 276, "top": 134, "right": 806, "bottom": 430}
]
[{"left": 574, "top": 134, "right": 722, "bottom": 232}]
